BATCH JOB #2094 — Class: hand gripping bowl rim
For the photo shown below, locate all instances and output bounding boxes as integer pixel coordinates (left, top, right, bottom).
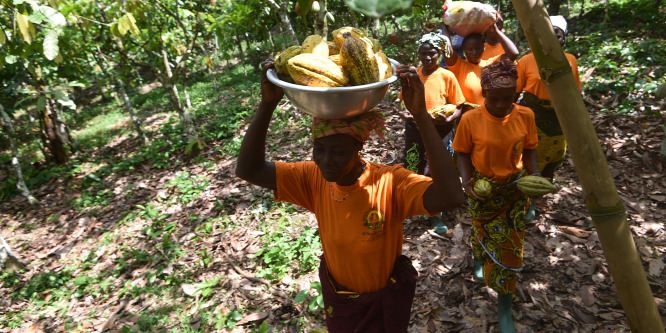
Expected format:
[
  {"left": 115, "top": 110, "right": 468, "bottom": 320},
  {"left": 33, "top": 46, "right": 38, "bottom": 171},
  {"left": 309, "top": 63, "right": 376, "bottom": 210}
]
[{"left": 266, "top": 58, "right": 399, "bottom": 93}]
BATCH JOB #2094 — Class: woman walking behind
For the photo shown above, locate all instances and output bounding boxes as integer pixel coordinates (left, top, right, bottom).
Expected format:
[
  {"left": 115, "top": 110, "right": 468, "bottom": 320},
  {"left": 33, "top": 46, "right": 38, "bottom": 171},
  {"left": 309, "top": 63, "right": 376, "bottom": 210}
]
[
  {"left": 515, "top": 15, "right": 582, "bottom": 221},
  {"left": 451, "top": 58, "right": 540, "bottom": 333}
]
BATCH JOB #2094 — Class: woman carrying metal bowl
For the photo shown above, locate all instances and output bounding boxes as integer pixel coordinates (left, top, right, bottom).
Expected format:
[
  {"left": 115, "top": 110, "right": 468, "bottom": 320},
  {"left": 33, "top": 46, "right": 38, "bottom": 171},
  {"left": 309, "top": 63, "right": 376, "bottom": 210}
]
[{"left": 235, "top": 60, "right": 465, "bottom": 332}]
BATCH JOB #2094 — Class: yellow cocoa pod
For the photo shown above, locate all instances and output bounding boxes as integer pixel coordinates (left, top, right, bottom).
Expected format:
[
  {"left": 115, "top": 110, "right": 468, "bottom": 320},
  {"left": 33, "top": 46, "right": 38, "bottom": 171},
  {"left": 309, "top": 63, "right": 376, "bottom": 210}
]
[
  {"left": 516, "top": 175, "right": 557, "bottom": 197},
  {"left": 375, "top": 50, "right": 393, "bottom": 81},
  {"left": 287, "top": 53, "right": 349, "bottom": 87},
  {"left": 301, "top": 34, "right": 329, "bottom": 57},
  {"left": 428, "top": 104, "right": 457, "bottom": 118},
  {"left": 361, "top": 36, "right": 382, "bottom": 53},
  {"left": 332, "top": 26, "right": 367, "bottom": 49},
  {"left": 340, "top": 34, "right": 379, "bottom": 86},
  {"left": 327, "top": 41, "right": 340, "bottom": 55},
  {"left": 329, "top": 54, "right": 342, "bottom": 66},
  {"left": 275, "top": 45, "right": 302, "bottom": 75},
  {"left": 473, "top": 179, "right": 492, "bottom": 197}
]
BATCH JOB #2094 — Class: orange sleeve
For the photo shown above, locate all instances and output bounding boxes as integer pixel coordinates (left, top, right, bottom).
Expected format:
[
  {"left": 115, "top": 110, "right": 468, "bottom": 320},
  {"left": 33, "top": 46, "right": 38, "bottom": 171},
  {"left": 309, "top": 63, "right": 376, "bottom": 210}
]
[
  {"left": 566, "top": 53, "right": 582, "bottom": 91},
  {"left": 444, "top": 70, "right": 466, "bottom": 106},
  {"left": 522, "top": 106, "right": 539, "bottom": 149},
  {"left": 450, "top": 109, "right": 475, "bottom": 153},
  {"left": 273, "top": 161, "right": 317, "bottom": 211}
]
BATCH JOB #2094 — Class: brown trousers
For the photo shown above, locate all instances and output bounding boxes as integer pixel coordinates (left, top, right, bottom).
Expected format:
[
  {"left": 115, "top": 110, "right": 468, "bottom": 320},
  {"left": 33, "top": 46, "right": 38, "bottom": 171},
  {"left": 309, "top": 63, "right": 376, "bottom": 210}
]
[{"left": 319, "top": 255, "right": 418, "bottom": 333}]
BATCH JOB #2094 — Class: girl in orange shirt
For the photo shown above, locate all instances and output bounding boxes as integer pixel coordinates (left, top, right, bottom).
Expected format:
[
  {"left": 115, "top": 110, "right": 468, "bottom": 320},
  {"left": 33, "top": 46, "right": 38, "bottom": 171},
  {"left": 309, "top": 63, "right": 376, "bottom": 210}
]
[
  {"left": 442, "top": 23, "right": 519, "bottom": 105},
  {"left": 452, "top": 58, "right": 540, "bottom": 333}
]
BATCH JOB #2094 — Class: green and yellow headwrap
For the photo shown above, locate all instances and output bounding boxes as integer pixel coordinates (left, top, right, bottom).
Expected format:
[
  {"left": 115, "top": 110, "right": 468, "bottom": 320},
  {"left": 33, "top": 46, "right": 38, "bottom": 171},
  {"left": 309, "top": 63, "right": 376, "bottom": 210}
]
[
  {"left": 417, "top": 32, "right": 451, "bottom": 58},
  {"left": 311, "top": 110, "right": 387, "bottom": 143}
]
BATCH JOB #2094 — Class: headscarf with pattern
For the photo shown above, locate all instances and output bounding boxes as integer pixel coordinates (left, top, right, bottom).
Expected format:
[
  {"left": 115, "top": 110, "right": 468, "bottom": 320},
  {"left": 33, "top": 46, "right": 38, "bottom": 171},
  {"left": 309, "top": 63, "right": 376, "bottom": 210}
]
[
  {"left": 480, "top": 57, "right": 518, "bottom": 90},
  {"left": 417, "top": 32, "right": 451, "bottom": 58},
  {"left": 311, "top": 110, "right": 387, "bottom": 143}
]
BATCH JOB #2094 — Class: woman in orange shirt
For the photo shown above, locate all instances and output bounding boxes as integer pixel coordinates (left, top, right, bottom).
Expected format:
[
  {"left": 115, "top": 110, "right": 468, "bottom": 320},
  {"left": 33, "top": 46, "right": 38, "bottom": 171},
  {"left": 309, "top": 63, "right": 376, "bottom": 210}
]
[
  {"left": 452, "top": 58, "right": 540, "bottom": 333},
  {"left": 442, "top": 23, "right": 519, "bottom": 106},
  {"left": 237, "top": 60, "right": 465, "bottom": 332},
  {"left": 515, "top": 15, "right": 581, "bottom": 221}
]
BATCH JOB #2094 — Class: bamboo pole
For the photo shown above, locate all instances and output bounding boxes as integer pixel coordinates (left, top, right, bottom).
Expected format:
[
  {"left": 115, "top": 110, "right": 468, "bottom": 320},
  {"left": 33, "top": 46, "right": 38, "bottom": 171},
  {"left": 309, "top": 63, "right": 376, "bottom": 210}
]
[{"left": 511, "top": 1, "right": 664, "bottom": 332}]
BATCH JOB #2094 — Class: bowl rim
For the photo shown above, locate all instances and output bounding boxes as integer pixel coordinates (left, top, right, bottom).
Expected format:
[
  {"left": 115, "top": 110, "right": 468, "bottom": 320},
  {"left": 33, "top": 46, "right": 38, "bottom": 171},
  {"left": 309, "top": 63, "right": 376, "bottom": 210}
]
[{"left": 266, "top": 58, "right": 400, "bottom": 93}]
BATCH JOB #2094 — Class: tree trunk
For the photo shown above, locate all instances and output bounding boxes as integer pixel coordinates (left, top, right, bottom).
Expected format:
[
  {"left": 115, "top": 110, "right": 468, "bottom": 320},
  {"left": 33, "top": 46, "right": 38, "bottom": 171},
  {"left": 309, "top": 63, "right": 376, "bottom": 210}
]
[
  {"left": 39, "top": 98, "right": 68, "bottom": 164},
  {"left": 313, "top": 0, "right": 328, "bottom": 38},
  {"left": 161, "top": 49, "right": 200, "bottom": 153},
  {"left": 548, "top": 0, "right": 561, "bottom": 15},
  {"left": 268, "top": 0, "right": 300, "bottom": 46},
  {"left": 96, "top": 47, "right": 148, "bottom": 144},
  {"left": 0, "top": 105, "right": 38, "bottom": 206},
  {"left": 512, "top": 1, "right": 665, "bottom": 332},
  {"left": 0, "top": 235, "right": 24, "bottom": 273},
  {"left": 389, "top": 15, "right": 403, "bottom": 32}
]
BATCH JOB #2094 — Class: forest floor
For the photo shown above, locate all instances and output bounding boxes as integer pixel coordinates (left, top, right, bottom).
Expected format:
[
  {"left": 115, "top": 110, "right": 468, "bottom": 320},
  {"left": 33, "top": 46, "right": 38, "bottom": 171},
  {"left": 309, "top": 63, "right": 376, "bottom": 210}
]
[{"left": 1, "top": 83, "right": 666, "bottom": 332}]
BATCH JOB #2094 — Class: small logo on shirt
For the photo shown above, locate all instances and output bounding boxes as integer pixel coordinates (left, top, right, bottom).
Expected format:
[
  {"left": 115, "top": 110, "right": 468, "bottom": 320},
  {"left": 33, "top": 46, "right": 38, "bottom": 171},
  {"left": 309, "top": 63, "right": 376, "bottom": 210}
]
[{"left": 363, "top": 209, "right": 385, "bottom": 231}]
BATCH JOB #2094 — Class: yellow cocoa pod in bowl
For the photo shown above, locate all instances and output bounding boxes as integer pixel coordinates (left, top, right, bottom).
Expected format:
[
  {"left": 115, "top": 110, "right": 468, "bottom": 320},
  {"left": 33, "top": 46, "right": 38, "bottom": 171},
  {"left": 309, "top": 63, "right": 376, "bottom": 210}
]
[
  {"left": 301, "top": 34, "right": 329, "bottom": 57},
  {"left": 331, "top": 26, "right": 367, "bottom": 49},
  {"left": 275, "top": 46, "right": 302, "bottom": 75},
  {"left": 340, "top": 34, "right": 379, "bottom": 86},
  {"left": 473, "top": 179, "right": 492, "bottom": 197},
  {"left": 375, "top": 50, "right": 393, "bottom": 81},
  {"left": 287, "top": 53, "right": 349, "bottom": 87}
]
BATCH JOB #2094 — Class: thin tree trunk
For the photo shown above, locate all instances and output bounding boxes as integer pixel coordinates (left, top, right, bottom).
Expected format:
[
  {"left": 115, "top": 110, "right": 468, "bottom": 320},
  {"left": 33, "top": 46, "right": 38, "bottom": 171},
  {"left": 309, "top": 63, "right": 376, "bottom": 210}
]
[
  {"left": 267, "top": 0, "right": 300, "bottom": 46},
  {"left": 389, "top": 15, "right": 403, "bottom": 32},
  {"left": 0, "top": 235, "right": 24, "bottom": 273},
  {"left": 161, "top": 49, "right": 200, "bottom": 150},
  {"left": 0, "top": 105, "right": 38, "bottom": 206},
  {"left": 512, "top": 1, "right": 665, "bottom": 332},
  {"left": 40, "top": 98, "right": 68, "bottom": 164},
  {"left": 96, "top": 47, "right": 148, "bottom": 144},
  {"left": 313, "top": 0, "right": 327, "bottom": 37}
]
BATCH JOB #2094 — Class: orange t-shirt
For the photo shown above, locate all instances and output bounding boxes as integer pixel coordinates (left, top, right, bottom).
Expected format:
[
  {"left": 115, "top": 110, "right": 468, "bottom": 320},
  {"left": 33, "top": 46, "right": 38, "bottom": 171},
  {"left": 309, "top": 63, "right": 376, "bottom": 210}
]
[
  {"left": 448, "top": 55, "right": 501, "bottom": 105},
  {"left": 451, "top": 104, "right": 538, "bottom": 179},
  {"left": 398, "top": 67, "right": 466, "bottom": 111},
  {"left": 274, "top": 160, "right": 433, "bottom": 293},
  {"left": 516, "top": 52, "right": 582, "bottom": 100},
  {"left": 482, "top": 42, "right": 504, "bottom": 60}
]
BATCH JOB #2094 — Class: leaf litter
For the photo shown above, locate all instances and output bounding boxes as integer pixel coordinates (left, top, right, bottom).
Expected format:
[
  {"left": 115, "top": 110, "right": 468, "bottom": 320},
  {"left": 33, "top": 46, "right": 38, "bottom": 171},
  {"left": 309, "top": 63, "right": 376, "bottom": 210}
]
[{"left": 0, "top": 89, "right": 665, "bottom": 332}]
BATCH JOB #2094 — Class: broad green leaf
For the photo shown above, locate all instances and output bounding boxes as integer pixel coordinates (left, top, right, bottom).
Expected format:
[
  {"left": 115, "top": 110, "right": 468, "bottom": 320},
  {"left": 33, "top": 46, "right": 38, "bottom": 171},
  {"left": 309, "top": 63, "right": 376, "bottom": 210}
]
[
  {"left": 125, "top": 13, "right": 139, "bottom": 36},
  {"left": 16, "top": 13, "right": 33, "bottom": 44},
  {"left": 0, "top": 26, "right": 6, "bottom": 45},
  {"left": 39, "top": 5, "right": 67, "bottom": 26},
  {"left": 343, "top": 0, "right": 413, "bottom": 17},
  {"left": 117, "top": 15, "right": 129, "bottom": 36},
  {"left": 28, "top": 11, "right": 47, "bottom": 24},
  {"left": 109, "top": 23, "right": 120, "bottom": 37},
  {"left": 294, "top": 289, "right": 309, "bottom": 303},
  {"left": 43, "top": 28, "right": 59, "bottom": 60},
  {"left": 67, "top": 81, "right": 86, "bottom": 87},
  {"left": 36, "top": 96, "right": 46, "bottom": 111},
  {"left": 54, "top": 53, "right": 62, "bottom": 63},
  {"left": 0, "top": 54, "right": 4, "bottom": 69},
  {"left": 53, "top": 90, "right": 76, "bottom": 110},
  {"left": 5, "top": 54, "right": 19, "bottom": 64}
]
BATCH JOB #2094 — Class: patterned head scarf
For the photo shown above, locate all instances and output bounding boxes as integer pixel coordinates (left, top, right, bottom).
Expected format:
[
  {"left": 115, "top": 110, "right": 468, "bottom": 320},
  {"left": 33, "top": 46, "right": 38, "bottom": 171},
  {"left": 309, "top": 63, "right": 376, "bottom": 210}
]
[
  {"left": 480, "top": 57, "right": 518, "bottom": 90},
  {"left": 311, "top": 110, "right": 387, "bottom": 143},
  {"left": 417, "top": 32, "right": 451, "bottom": 58}
]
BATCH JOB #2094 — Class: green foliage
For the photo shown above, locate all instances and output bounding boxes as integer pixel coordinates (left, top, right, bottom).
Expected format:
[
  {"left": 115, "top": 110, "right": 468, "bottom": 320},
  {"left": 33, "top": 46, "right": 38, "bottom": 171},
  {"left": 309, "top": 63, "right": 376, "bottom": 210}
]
[
  {"left": 405, "top": 143, "right": 420, "bottom": 173},
  {"left": 254, "top": 224, "right": 322, "bottom": 280},
  {"left": 344, "top": 0, "right": 413, "bottom": 17},
  {"left": 295, "top": 281, "right": 324, "bottom": 312},
  {"left": 165, "top": 171, "right": 210, "bottom": 204},
  {"left": 12, "top": 270, "right": 71, "bottom": 301}
]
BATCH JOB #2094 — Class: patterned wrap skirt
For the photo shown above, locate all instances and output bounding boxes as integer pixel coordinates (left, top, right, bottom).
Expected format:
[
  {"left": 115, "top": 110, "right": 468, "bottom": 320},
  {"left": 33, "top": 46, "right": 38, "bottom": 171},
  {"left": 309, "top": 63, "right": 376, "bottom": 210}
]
[
  {"left": 469, "top": 169, "right": 530, "bottom": 294},
  {"left": 519, "top": 92, "right": 567, "bottom": 179}
]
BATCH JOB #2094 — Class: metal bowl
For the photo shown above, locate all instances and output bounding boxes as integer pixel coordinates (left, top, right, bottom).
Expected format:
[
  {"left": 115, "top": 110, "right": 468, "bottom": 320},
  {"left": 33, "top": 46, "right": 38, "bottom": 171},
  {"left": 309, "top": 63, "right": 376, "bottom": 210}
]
[{"left": 266, "top": 58, "right": 399, "bottom": 119}]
